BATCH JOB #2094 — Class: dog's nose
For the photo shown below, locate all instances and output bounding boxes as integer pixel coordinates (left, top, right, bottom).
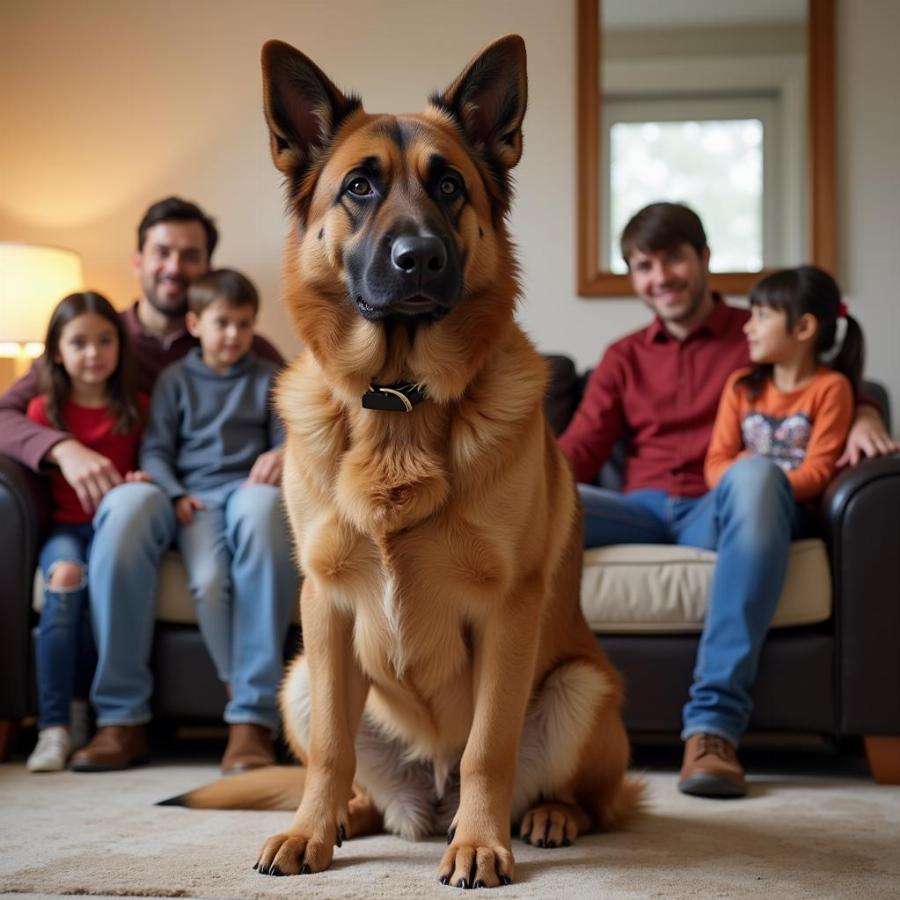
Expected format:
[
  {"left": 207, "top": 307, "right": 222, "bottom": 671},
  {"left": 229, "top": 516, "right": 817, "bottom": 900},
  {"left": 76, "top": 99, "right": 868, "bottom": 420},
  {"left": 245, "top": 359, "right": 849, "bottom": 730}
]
[{"left": 390, "top": 235, "right": 447, "bottom": 277}]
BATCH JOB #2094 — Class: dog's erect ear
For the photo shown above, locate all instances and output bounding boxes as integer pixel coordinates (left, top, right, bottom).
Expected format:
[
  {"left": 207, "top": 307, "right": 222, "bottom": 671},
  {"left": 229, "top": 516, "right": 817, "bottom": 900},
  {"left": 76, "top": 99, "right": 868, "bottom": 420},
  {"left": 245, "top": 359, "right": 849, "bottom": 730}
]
[
  {"left": 433, "top": 34, "right": 527, "bottom": 171},
  {"left": 261, "top": 40, "right": 361, "bottom": 178}
]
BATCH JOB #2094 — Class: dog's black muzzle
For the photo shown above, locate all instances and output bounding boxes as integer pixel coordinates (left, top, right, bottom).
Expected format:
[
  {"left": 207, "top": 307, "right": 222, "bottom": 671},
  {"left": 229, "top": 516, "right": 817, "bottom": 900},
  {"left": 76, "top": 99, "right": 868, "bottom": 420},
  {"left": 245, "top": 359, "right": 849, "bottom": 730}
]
[{"left": 347, "top": 225, "right": 462, "bottom": 322}]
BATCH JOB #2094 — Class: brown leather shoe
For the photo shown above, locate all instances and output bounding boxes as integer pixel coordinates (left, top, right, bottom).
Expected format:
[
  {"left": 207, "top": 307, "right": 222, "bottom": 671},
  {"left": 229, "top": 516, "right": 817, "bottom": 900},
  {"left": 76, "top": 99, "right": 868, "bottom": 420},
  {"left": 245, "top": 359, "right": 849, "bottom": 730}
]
[
  {"left": 70, "top": 725, "right": 149, "bottom": 772},
  {"left": 220, "top": 724, "right": 275, "bottom": 775},
  {"left": 678, "top": 733, "right": 746, "bottom": 798}
]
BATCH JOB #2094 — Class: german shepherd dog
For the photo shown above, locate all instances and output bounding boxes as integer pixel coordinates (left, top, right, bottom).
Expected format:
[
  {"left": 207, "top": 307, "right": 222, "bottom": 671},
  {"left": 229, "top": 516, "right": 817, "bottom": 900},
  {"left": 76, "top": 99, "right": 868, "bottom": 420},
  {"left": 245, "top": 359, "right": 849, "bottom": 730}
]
[{"left": 190, "top": 34, "right": 641, "bottom": 889}]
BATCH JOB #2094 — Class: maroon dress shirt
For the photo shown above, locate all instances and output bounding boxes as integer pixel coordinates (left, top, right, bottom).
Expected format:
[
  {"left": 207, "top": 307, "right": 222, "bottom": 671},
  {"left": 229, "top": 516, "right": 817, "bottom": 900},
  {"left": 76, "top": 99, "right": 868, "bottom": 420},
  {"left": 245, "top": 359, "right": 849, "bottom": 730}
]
[{"left": 559, "top": 297, "right": 750, "bottom": 498}]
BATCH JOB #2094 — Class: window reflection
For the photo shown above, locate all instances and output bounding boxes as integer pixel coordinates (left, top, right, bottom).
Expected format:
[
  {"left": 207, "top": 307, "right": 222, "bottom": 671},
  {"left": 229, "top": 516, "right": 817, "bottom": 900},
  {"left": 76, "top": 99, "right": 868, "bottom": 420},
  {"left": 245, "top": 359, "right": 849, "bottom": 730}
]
[{"left": 607, "top": 117, "right": 764, "bottom": 272}]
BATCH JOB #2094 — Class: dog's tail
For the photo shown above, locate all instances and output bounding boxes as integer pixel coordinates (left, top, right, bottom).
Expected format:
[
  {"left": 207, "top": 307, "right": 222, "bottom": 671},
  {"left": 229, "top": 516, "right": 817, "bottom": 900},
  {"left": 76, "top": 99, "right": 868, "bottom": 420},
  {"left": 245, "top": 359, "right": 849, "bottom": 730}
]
[
  {"left": 597, "top": 773, "right": 648, "bottom": 831},
  {"left": 157, "top": 765, "right": 306, "bottom": 811}
]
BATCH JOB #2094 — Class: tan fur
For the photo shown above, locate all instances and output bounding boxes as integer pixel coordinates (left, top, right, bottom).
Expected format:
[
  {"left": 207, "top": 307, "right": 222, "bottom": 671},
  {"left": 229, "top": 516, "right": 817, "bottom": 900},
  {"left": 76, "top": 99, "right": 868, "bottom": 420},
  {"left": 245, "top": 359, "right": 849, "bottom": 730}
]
[{"left": 209, "top": 34, "right": 644, "bottom": 887}]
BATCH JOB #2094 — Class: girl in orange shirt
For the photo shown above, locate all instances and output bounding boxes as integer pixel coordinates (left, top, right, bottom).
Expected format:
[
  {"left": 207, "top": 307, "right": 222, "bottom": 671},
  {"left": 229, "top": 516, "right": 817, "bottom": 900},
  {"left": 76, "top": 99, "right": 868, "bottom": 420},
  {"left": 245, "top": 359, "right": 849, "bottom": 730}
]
[{"left": 706, "top": 265, "right": 864, "bottom": 505}]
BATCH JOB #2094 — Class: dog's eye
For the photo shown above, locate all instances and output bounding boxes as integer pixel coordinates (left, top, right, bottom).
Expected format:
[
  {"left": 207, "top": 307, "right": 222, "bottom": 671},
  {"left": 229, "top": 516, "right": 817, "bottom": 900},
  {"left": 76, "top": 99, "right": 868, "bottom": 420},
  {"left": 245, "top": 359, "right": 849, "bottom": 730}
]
[
  {"left": 347, "top": 177, "right": 373, "bottom": 197},
  {"left": 439, "top": 175, "right": 462, "bottom": 198}
]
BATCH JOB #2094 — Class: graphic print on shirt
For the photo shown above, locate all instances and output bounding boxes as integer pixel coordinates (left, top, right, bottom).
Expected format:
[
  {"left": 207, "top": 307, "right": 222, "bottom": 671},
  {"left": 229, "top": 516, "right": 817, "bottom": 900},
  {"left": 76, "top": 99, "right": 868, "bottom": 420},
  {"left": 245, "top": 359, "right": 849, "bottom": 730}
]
[{"left": 741, "top": 411, "right": 812, "bottom": 471}]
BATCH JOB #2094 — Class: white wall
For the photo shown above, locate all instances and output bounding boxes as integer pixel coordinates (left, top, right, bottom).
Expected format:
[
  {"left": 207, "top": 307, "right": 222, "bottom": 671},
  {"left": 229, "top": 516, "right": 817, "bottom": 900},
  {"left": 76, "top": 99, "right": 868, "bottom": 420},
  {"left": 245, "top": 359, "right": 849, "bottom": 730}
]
[
  {"left": 1, "top": 0, "right": 898, "bottom": 428},
  {"left": 836, "top": 0, "right": 900, "bottom": 429}
]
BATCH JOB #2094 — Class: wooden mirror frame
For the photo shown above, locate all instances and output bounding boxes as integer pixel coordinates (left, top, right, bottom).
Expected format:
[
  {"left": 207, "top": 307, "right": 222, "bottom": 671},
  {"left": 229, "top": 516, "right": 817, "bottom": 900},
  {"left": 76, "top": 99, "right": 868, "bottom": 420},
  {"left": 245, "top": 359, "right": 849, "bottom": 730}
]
[{"left": 576, "top": 0, "right": 835, "bottom": 296}]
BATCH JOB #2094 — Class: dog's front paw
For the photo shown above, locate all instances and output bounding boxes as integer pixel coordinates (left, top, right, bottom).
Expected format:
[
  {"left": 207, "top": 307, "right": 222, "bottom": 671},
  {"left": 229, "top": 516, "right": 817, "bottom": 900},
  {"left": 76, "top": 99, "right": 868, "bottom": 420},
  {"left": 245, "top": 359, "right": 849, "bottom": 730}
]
[
  {"left": 437, "top": 834, "right": 514, "bottom": 889},
  {"left": 254, "top": 822, "right": 346, "bottom": 876}
]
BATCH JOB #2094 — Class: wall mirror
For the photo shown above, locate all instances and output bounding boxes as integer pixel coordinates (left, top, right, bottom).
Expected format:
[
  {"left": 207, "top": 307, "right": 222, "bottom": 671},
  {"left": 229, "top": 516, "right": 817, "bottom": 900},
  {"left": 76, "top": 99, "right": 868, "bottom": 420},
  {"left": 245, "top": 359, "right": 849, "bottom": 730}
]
[{"left": 577, "top": 0, "right": 835, "bottom": 296}]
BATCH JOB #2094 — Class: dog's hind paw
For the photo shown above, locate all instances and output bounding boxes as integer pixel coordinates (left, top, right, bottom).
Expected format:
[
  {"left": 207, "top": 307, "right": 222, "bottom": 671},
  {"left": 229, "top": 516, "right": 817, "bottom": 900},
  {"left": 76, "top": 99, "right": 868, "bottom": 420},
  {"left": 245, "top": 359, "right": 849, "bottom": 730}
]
[{"left": 519, "top": 801, "right": 588, "bottom": 848}]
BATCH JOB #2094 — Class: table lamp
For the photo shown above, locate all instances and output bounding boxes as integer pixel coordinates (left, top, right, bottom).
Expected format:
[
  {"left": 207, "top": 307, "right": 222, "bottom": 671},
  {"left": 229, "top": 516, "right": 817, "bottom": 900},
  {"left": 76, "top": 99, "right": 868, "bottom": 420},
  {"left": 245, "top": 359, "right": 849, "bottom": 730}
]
[{"left": 0, "top": 242, "right": 84, "bottom": 378}]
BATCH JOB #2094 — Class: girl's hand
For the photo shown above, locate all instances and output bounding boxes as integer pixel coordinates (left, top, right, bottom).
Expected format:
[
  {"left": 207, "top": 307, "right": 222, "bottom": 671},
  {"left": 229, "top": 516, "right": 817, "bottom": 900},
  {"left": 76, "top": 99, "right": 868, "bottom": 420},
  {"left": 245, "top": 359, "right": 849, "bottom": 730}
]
[
  {"left": 246, "top": 448, "right": 284, "bottom": 486},
  {"left": 837, "top": 405, "right": 900, "bottom": 467},
  {"left": 125, "top": 470, "right": 153, "bottom": 483},
  {"left": 174, "top": 495, "right": 204, "bottom": 525}
]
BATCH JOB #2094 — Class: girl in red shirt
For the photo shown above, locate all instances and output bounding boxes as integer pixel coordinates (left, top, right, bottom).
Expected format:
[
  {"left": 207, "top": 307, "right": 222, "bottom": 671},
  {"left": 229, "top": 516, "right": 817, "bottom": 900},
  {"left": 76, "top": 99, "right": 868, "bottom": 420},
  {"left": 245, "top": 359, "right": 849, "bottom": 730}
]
[
  {"left": 706, "top": 266, "right": 864, "bottom": 505},
  {"left": 26, "top": 292, "right": 148, "bottom": 772}
]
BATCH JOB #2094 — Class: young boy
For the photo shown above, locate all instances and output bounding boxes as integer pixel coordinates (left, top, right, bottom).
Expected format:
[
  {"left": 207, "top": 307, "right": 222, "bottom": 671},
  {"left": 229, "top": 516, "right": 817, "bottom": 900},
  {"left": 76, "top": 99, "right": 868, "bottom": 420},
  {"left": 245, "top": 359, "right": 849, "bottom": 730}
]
[{"left": 140, "top": 268, "right": 297, "bottom": 773}]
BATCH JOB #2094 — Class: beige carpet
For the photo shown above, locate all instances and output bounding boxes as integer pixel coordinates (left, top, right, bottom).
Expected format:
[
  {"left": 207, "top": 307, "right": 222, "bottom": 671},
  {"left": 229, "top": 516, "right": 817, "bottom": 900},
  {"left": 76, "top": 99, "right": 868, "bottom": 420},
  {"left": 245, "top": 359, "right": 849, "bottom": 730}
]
[{"left": 1, "top": 757, "right": 899, "bottom": 899}]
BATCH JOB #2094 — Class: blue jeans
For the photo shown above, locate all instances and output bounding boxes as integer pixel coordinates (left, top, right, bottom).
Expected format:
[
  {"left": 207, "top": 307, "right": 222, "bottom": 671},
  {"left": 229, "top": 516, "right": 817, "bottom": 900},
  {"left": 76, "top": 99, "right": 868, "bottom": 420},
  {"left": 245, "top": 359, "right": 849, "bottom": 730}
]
[
  {"left": 579, "top": 456, "right": 814, "bottom": 746},
  {"left": 88, "top": 481, "right": 296, "bottom": 733},
  {"left": 88, "top": 483, "right": 175, "bottom": 727},
  {"left": 176, "top": 481, "right": 298, "bottom": 732},
  {"left": 36, "top": 524, "right": 97, "bottom": 728}
]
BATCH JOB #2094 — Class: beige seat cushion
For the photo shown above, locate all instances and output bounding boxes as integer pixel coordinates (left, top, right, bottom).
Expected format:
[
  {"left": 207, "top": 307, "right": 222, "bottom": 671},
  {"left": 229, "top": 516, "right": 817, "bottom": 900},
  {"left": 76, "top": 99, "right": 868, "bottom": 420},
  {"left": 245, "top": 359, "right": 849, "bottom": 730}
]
[
  {"left": 128, "top": 539, "right": 837, "bottom": 633},
  {"left": 581, "top": 538, "right": 831, "bottom": 633},
  {"left": 36, "top": 540, "right": 830, "bottom": 636},
  {"left": 155, "top": 550, "right": 200, "bottom": 624}
]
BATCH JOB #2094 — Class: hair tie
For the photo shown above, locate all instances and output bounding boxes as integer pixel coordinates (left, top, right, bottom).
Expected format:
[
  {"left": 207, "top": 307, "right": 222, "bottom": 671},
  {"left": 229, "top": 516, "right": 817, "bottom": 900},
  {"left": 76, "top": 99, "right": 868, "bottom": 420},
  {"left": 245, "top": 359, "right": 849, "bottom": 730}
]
[{"left": 838, "top": 301, "right": 849, "bottom": 318}]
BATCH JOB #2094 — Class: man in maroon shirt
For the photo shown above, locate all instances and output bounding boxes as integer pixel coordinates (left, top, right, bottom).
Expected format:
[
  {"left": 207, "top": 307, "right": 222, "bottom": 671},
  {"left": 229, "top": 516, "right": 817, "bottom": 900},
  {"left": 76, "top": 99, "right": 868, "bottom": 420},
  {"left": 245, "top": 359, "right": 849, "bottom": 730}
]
[
  {"left": 0, "top": 197, "right": 293, "bottom": 773},
  {"left": 559, "top": 202, "right": 897, "bottom": 798}
]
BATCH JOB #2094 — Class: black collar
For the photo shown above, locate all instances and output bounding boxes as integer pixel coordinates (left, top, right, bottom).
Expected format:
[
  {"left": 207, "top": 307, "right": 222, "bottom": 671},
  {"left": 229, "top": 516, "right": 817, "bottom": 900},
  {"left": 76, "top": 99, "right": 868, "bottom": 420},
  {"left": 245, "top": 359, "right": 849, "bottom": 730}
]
[{"left": 362, "top": 382, "right": 427, "bottom": 413}]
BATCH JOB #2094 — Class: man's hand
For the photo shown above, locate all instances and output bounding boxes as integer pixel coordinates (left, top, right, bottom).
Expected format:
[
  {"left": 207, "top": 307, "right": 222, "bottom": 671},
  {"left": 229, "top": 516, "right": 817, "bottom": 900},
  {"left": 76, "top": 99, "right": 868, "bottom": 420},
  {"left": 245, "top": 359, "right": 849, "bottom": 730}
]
[
  {"left": 246, "top": 447, "right": 284, "bottom": 486},
  {"left": 837, "top": 405, "right": 900, "bottom": 467},
  {"left": 125, "top": 470, "right": 153, "bottom": 483},
  {"left": 174, "top": 495, "right": 204, "bottom": 525},
  {"left": 46, "top": 438, "right": 123, "bottom": 514}
]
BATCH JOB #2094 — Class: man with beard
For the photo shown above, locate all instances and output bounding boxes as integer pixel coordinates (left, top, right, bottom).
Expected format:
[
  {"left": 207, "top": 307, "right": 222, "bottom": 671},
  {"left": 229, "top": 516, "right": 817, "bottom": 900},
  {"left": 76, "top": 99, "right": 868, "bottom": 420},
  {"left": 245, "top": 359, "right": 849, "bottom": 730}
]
[
  {"left": 559, "top": 202, "right": 897, "bottom": 799},
  {"left": 0, "top": 197, "right": 297, "bottom": 772}
]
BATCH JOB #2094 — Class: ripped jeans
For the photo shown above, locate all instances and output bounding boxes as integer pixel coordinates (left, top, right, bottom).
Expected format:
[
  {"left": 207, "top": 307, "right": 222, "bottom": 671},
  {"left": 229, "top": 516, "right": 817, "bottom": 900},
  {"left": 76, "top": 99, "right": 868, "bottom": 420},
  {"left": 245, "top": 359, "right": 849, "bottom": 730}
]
[{"left": 36, "top": 523, "right": 97, "bottom": 728}]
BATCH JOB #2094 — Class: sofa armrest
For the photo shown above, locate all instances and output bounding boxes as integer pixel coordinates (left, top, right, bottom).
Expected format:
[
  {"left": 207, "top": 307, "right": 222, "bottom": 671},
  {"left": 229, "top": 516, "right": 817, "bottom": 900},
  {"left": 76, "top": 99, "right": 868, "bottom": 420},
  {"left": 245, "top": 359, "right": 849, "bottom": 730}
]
[
  {"left": 822, "top": 455, "right": 900, "bottom": 735},
  {"left": 0, "top": 454, "right": 48, "bottom": 718}
]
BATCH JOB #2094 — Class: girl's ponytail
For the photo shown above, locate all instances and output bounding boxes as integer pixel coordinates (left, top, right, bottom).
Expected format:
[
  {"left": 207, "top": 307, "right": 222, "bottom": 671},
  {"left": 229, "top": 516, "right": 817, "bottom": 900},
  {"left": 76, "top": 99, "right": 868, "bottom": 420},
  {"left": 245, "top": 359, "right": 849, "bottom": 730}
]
[{"left": 829, "top": 313, "right": 865, "bottom": 396}]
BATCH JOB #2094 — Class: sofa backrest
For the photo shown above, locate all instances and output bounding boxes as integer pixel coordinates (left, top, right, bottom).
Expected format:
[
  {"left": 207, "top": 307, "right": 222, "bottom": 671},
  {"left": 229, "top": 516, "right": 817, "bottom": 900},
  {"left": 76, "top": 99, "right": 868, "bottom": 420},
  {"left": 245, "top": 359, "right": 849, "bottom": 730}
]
[{"left": 865, "top": 381, "right": 891, "bottom": 431}]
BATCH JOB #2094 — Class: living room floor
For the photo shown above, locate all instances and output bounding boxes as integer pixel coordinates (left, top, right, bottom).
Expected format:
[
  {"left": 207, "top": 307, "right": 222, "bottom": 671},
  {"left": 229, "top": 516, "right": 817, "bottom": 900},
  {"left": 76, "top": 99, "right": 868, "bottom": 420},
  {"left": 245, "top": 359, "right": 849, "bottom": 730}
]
[{"left": 1, "top": 726, "right": 898, "bottom": 899}]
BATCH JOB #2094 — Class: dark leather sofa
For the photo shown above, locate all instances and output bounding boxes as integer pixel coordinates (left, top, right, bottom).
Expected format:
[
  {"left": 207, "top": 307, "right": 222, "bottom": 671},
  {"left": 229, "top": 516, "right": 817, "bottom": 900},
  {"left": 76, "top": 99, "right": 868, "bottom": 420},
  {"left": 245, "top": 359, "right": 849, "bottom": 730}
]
[{"left": 2, "top": 355, "right": 899, "bottom": 781}]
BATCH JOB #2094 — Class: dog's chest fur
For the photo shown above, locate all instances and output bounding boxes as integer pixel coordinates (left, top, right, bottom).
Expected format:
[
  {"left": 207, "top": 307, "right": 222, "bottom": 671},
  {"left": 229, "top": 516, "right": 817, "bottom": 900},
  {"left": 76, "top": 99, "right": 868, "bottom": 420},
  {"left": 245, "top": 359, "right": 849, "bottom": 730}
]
[
  {"left": 279, "top": 347, "right": 536, "bottom": 755},
  {"left": 305, "top": 502, "right": 484, "bottom": 758},
  {"left": 315, "top": 472, "right": 493, "bottom": 676},
  {"left": 337, "top": 489, "right": 507, "bottom": 747}
]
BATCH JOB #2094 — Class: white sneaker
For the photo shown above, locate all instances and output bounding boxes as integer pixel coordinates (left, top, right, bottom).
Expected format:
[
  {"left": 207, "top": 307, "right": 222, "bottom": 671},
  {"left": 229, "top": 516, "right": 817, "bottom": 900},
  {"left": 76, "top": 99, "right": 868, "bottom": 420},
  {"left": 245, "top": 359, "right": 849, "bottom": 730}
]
[
  {"left": 26, "top": 727, "right": 71, "bottom": 772},
  {"left": 69, "top": 700, "right": 91, "bottom": 751}
]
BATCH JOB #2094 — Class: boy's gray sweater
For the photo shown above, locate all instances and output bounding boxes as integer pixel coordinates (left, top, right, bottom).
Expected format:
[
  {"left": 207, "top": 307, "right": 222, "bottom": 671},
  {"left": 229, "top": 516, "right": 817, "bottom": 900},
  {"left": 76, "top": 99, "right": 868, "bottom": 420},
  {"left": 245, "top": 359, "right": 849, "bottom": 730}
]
[{"left": 140, "top": 347, "right": 283, "bottom": 499}]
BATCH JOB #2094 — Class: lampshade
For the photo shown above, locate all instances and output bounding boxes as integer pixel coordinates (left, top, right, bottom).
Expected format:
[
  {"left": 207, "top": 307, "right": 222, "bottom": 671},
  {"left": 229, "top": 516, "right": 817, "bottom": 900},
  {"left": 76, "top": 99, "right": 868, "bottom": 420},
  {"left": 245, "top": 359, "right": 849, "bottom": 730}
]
[{"left": 0, "top": 242, "right": 84, "bottom": 347}]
